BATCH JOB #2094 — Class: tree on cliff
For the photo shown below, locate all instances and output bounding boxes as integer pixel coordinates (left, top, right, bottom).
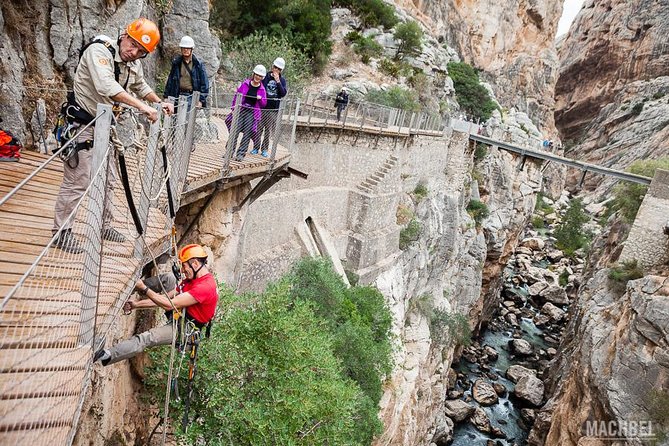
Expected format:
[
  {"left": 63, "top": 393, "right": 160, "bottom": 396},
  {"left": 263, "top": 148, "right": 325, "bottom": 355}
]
[
  {"left": 394, "top": 21, "right": 423, "bottom": 60},
  {"left": 447, "top": 62, "right": 498, "bottom": 121}
]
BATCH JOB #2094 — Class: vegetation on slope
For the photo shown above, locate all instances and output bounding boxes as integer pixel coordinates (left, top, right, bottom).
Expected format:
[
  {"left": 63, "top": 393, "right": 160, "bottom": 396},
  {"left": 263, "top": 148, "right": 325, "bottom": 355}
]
[{"left": 146, "top": 258, "right": 393, "bottom": 445}]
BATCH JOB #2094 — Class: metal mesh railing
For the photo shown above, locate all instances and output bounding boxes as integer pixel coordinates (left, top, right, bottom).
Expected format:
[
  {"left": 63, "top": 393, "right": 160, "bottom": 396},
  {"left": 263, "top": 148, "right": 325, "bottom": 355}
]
[{"left": 0, "top": 94, "right": 199, "bottom": 445}]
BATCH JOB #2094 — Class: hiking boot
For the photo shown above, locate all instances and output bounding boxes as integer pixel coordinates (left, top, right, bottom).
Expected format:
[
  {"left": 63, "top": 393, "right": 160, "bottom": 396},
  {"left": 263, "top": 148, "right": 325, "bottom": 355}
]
[
  {"left": 54, "top": 229, "right": 84, "bottom": 254},
  {"left": 261, "top": 150, "right": 268, "bottom": 158},
  {"left": 250, "top": 148, "right": 259, "bottom": 155},
  {"left": 103, "top": 227, "right": 126, "bottom": 243},
  {"left": 93, "top": 346, "right": 111, "bottom": 366}
]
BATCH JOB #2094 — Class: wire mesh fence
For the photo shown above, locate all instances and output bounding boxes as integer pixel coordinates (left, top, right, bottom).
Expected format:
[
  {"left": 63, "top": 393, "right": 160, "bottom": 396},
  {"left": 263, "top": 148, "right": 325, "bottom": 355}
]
[{"left": 0, "top": 95, "right": 199, "bottom": 446}]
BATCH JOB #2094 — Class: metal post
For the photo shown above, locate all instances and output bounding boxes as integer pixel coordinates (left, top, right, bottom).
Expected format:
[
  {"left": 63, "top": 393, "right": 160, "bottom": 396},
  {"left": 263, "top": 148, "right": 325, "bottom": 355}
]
[
  {"left": 307, "top": 93, "right": 314, "bottom": 125},
  {"left": 178, "top": 91, "right": 199, "bottom": 198},
  {"left": 78, "top": 103, "right": 113, "bottom": 346},
  {"left": 289, "top": 98, "right": 300, "bottom": 153},
  {"left": 223, "top": 93, "right": 242, "bottom": 175}
]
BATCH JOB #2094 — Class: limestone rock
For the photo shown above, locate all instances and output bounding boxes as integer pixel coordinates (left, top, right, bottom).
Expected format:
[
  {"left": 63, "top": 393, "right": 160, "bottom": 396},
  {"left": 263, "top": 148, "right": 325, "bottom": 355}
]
[
  {"left": 509, "top": 339, "right": 533, "bottom": 356},
  {"left": 444, "top": 399, "right": 475, "bottom": 422},
  {"left": 472, "top": 379, "right": 499, "bottom": 406},
  {"left": 514, "top": 375, "right": 544, "bottom": 406},
  {"left": 469, "top": 407, "right": 492, "bottom": 433},
  {"left": 541, "top": 302, "right": 565, "bottom": 322},
  {"left": 506, "top": 365, "right": 537, "bottom": 383},
  {"left": 539, "top": 285, "right": 569, "bottom": 305},
  {"left": 431, "top": 414, "right": 454, "bottom": 446},
  {"left": 520, "top": 237, "right": 545, "bottom": 251}
]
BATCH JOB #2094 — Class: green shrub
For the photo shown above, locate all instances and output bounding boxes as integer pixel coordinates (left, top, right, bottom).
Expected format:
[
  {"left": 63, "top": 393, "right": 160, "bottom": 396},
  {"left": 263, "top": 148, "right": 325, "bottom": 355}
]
[
  {"left": 394, "top": 21, "right": 423, "bottom": 60},
  {"left": 532, "top": 216, "right": 545, "bottom": 229},
  {"left": 466, "top": 199, "right": 490, "bottom": 227},
  {"left": 352, "top": 36, "right": 383, "bottom": 64},
  {"left": 399, "top": 218, "right": 421, "bottom": 250},
  {"left": 631, "top": 102, "right": 644, "bottom": 116},
  {"left": 607, "top": 158, "right": 669, "bottom": 223},
  {"left": 653, "top": 91, "right": 665, "bottom": 100},
  {"left": 396, "top": 204, "right": 414, "bottom": 225},
  {"left": 408, "top": 70, "right": 428, "bottom": 88},
  {"left": 647, "top": 389, "right": 669, "bottom": 442},
  {"left": 367, "top": 86, "right": 420, "bottom": 111},
  {"left": 447, "top": 62, "right": 498, "bottom": 121},
  {"left": 554, "top": 198, "right": 591, "bottom": 256},
  {"left": 474, "top": 142, "right": 488, "bottom": 162},
  {"left": 558, "top": 269, "right": 570, "bottom": 287},
  {"left": 413, "top": 182, "right": 428, "bottom": 201},
  {"left": 430, "top": 309, "right": 472, "bottom": 347},
  {"left": 213, "top": 0, "right": 332, "bottom": 73},
  {"left": 535, "top": 192, "right": 555, "bottom": 214},
  {"left": 147, "top": 259, "right": 394, "bottom": 445},
  {"left": 379, "top": 58, "right": 400, "bottom": 77},
  {"left": 334, "top": 0, "right": 398, "bottom": 28},
  {"left": 608, "top": 259, "right": 644, "bottom": 287},
  {"left": 222, "top": 33, "right": 310, "bottom": 92}
]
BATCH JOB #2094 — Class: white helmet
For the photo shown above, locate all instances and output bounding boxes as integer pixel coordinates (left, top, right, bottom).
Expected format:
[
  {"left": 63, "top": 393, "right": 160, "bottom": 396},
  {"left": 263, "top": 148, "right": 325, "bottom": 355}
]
[
  {"left": 273, "top": 57, "right": 286, "bottom": 70},
  {"left": 253, "top": 64, "right": 267, "bottom": 77},
  {"left": 179, "top": 35, "right": 195, "bottom": 49}
]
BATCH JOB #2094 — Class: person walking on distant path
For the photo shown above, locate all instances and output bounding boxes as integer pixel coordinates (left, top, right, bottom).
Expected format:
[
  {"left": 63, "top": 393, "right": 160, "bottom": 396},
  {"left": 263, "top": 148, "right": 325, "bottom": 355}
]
[
  {"left": 335, "top": 87, "right": 349, "bottom": 121},
  {"left": 52, "top": 18, "right": 174, "bottom": 254},
  {"left": 163, "top": 35, "right": 209, "bottom": 109},
  {"left": 94, "top": 244, "right": 218, "bottom": 365},
  {"left": 253, "top": 57, "right": 287, "bottom": 157},
  {"left": 225, "top": 65, "right": 267, "bottom": 162}
]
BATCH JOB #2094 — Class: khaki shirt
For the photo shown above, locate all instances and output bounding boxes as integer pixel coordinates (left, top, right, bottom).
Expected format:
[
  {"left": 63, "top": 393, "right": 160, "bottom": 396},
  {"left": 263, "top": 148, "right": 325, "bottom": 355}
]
[{"left": 73, "top": 36, "right": 154, "bottom": 116}]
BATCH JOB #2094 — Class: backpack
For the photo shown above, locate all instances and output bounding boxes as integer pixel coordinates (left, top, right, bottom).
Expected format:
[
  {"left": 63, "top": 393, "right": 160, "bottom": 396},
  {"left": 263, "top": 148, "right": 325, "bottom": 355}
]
[{"left": 0, "top": 129, "right": 22, "bottom": 162}]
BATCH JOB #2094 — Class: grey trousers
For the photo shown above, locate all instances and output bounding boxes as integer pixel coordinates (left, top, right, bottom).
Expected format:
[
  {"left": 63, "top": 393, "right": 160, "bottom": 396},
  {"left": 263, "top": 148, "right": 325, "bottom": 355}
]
[
  {"left": 52, "top": 126, "right": 94, "bottom": 232},
  {"left": 107, "top": 322, "right": 174, "bottom": 365},
  {"left": 107, "top": 273, "right": 177, "bottom": 365}
]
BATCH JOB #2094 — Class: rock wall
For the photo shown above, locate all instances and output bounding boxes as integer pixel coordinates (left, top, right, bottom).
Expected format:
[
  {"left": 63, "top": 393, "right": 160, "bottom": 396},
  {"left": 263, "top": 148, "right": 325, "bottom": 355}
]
[
  {"left": 0, "top": 0, "right": 220, "bottom": 143},
  {"left": 238, "top": 124, "right": 543, "bottom": 444},
  {"left": 555, "top": 0, "right": 669, "bottom": 193},
  {"left": 397, "top": 0, "right": 562, "bottom": 134},
  {"left": 529, "top": 272, "right": 669, "bottom": 446}
]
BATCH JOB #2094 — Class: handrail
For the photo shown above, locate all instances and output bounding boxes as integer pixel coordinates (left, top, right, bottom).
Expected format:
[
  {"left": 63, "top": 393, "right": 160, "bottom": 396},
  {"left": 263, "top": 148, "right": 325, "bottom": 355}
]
[{"left": 469, "top": 133, "right": 653, "bottom": 185}]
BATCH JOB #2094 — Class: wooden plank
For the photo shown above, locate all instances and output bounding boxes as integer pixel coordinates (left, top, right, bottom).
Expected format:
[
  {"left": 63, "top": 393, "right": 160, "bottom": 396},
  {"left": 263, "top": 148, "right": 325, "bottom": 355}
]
[
  {"left": 0, "top": 370, "right": 85, "bottom": 399},
  {"left": 0, "top": 324, "right": 81, "bottom": 349},
  {"left": 0, "top": 395, "right": 78, "bottom": 430},
  {"left": 0, "top": 426, "right": 71, "bottom": 446},
  {"left": 0, "top": 347, "right": 89, "bottom": 373}
]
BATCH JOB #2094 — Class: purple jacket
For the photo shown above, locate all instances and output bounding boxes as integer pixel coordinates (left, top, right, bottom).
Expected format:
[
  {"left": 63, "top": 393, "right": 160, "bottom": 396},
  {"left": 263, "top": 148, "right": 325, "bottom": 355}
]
[{"left": 230, "top": 79, "right": 267, "bottom": 128}]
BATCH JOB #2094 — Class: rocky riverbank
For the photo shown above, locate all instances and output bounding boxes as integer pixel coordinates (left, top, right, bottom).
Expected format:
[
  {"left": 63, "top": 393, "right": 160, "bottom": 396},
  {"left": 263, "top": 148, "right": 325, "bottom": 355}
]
[{"left": 433, "top": 193, "right": 588, "bottom": 445}]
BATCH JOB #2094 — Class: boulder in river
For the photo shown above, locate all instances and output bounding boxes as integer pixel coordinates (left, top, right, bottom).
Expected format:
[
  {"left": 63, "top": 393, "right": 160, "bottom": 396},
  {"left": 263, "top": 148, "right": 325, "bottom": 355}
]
[
  {"left": 506, "top": 365, "right": 537, "bottom": 383},
  {"left": 473, "top": 379, "right": 499, "bottom": 406},
  {"left": 514, "top": 375, "right": 545, "bottom": 406},
  {"left": 444, "top": 399, "right": 475, "bottom": 422},
  {"left": 509, "top": 338, "right": 533, "bottom": 356}
]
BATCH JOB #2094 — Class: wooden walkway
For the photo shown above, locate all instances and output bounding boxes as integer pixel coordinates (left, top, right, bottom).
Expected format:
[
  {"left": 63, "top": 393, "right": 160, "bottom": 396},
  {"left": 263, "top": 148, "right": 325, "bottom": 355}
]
[{"left": 0, "top": 115, "right": 290, "bottom": 445}]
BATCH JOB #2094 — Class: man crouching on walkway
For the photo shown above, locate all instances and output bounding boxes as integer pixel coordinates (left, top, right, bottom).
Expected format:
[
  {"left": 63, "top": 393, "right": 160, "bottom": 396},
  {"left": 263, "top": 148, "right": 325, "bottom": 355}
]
[{"left": 95, "top": 244, "right": 218, "bottom": 365}]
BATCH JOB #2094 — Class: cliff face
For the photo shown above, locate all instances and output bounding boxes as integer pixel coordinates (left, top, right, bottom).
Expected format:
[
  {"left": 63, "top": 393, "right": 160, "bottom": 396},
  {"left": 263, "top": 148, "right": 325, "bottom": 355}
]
[
  {"left": 554, "top": 0, "right": 669, "bottom": 193},
  {"left": 0, "top": 0, "right": 220, "bottom": 142},
  {"left": 395, "top": 0, "right": 562, "bottom": 134}
]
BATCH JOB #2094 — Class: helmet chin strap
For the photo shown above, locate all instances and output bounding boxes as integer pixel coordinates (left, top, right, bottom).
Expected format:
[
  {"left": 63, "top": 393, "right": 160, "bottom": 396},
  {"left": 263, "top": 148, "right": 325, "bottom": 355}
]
[{"left": 188, "top": 259, "right": 205, "bottom": 278}]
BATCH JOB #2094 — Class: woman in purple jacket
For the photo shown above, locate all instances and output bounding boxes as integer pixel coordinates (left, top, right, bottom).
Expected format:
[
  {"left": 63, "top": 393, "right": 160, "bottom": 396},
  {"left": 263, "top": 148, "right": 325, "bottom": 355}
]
[{"left": 226, "top": 65, "right": 268, "bottom": 161}]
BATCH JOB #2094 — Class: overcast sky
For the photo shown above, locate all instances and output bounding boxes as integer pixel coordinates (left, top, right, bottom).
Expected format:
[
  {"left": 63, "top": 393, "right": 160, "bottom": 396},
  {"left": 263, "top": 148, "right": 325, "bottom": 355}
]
[{"left": 557, "top": 0, "right": 585, "bottom": 37}]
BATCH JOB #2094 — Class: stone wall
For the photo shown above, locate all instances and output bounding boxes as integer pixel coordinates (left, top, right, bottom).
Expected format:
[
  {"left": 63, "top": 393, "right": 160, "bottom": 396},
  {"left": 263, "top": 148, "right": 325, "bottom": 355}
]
[
  {"left": 238, "top": 127, "right": 455, "bottom": 292},
  {"left": 620, "top": 169, "right": 669, "bottom": 270}
]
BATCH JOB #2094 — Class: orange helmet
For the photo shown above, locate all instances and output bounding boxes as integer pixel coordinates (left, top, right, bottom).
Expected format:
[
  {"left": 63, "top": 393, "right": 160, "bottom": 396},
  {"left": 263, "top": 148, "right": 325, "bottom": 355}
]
[
  {"left": 126, "top": 18, "right": 160, "bottom": 53},
  {"left": 179, "top": 244, "right": 208, "bottom": 263}
]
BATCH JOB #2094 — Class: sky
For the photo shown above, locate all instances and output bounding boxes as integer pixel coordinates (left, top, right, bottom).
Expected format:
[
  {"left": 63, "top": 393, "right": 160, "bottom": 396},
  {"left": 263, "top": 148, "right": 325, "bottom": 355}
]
[{"left": 557, "top": 0, "right": 585, "bottom": 37}]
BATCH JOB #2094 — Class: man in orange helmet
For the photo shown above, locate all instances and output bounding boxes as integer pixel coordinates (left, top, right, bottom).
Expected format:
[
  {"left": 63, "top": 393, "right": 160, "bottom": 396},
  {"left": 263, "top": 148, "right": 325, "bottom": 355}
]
[
  {"left": 53, "top": 18, "right": 175, "bottom": 254},
  {"left": 94, "top": 244, "right": 218, "bottom": 365}
]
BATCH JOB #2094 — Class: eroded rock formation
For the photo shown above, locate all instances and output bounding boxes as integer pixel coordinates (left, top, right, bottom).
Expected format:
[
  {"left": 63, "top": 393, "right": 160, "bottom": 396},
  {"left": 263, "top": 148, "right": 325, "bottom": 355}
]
[
  {"left": 396, "top": 0, "right": 562, "bottom": 134},
  {"left": 555, "top": 0, "right": 669, "bottom": 193}
]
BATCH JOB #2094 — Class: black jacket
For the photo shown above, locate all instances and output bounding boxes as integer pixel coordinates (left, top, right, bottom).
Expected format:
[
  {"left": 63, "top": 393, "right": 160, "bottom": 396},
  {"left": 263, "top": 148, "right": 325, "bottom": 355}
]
[{"left": 164, "top": 55, "right": 209, "bottom": 107}]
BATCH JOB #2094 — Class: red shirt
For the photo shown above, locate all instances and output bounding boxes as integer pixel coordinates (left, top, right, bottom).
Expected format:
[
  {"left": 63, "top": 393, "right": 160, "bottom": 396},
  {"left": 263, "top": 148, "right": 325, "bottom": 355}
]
[{"left": 182, "top": 273, "right": 218, "bottom": 324}]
